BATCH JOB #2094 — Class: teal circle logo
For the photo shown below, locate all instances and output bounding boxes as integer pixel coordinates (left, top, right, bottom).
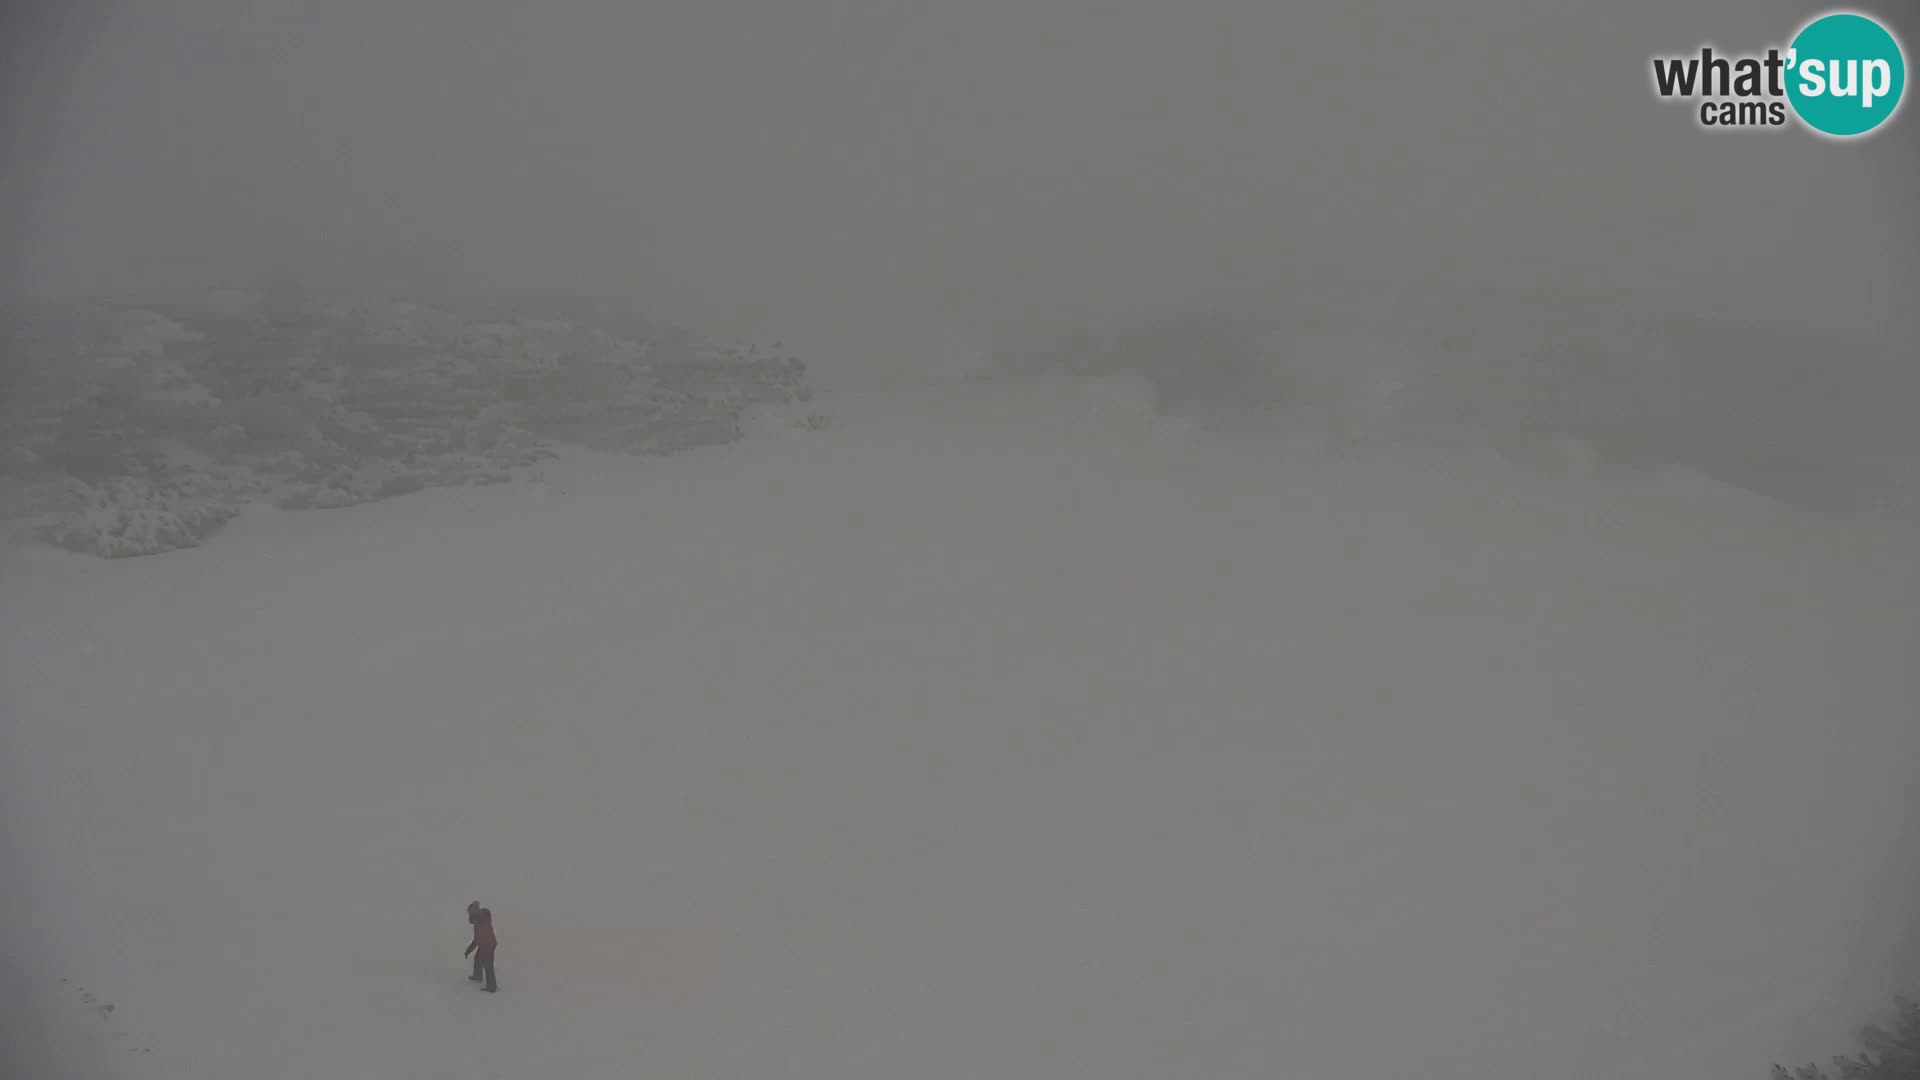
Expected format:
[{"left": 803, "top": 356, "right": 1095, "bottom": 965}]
[{"left": 1787, "top": 12, "right": 1906, "bottom": 137}]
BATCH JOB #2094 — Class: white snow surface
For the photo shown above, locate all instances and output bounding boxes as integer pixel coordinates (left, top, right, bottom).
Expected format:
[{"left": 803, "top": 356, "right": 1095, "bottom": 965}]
[{"left": 3, "top": 377, "right": 1916, "bottom": 1079}]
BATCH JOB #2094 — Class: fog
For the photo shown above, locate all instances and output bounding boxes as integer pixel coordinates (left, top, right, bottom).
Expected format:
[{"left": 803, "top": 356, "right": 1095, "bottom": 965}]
[
  {"left": 5, "top": 0, "right": 1916, "bottom": 383},
  {"left": 5, "top": 5, "right": 1920, "bottom": 1077}
]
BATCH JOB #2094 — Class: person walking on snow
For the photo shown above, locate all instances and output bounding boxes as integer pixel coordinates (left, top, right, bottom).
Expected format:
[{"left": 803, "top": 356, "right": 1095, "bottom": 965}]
[
  {"left": 464, "top": 902, "right": 483, "bottom": 981},
  {"left": 464, "top": 903, "right": 499, "bottom": 992}
]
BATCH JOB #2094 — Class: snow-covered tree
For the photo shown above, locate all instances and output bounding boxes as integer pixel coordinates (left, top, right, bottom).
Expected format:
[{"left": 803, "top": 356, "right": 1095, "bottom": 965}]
[{"left": 1774, "top": 997, "right": 1920, "bottom": 1080}]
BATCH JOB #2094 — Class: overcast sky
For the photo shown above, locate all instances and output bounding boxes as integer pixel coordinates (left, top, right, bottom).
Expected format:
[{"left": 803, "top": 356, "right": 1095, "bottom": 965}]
[{"left": 3, "top": 0, "right": 1915, "bottom": 378}]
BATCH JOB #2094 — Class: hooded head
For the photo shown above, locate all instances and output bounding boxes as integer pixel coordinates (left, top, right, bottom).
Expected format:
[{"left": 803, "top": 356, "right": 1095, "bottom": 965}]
[{"left": 467, "top": 901, "right": 481, "bottom": 924}]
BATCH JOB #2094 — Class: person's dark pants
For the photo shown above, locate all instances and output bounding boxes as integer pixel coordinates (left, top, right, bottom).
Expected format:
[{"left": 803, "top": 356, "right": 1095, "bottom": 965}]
[{"left": 475, "top": 947, "right": 497, "bottom": 991}]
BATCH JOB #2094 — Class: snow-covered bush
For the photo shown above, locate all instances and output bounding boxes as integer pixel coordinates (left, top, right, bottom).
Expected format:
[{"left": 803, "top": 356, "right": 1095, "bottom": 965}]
[
  {"left": 1773, "top": 996, "right": 1920, "bottom": 1079},
  {"left": 985, "top": 285, "right": 1911, "bottom": 509},
  {"left": 41, "top": 477, "right": 241, "bottom": 558},
  {"left": 1, "top": 294, "right": 812, "bottom": 555},
  {"left": 740, "top": 401, "right": 835, "bottom": 439}
]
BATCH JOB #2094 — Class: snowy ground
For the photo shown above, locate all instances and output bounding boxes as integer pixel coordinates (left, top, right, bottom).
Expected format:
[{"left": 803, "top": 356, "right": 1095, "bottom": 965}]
[{"left": 4, "top": 377, "right": 1916, "bottom": 1079}]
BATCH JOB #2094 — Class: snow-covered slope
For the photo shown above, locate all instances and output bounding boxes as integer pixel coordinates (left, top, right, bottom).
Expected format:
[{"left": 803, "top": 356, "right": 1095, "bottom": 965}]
[{"left": 3, "top": 378, "right": 1915, "bottom": 1080}]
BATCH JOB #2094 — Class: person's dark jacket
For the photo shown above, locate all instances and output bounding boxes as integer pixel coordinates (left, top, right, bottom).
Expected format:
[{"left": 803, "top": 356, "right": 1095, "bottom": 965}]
[{"left": 464, "top": 909, "right": 497, "bottom": 956}]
